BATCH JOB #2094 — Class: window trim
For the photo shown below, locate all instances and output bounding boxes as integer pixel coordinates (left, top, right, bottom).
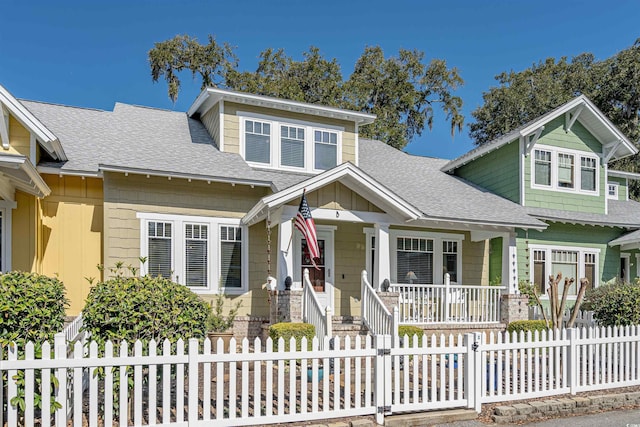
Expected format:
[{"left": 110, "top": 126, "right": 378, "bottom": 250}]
[
  {"left": 238, "top": 111, "right": 343, "bottom": 173},
  {"left": 137, "top": 212, "right": 248, "bottom": 294},
  {"left": 0, "top": 201, "right": 15, "bottom": 272},
  {"left": 607, "top": 182, "right": 619, "bottom": 200},
  {"left": 388, "top": 229, "right": 464, "bottom": 284},
  {"left": 530, "top": 144, "right": 600, "bottom": 196},
  {"left": 528, "top": 244, "right": 600, "bottom": 298}
]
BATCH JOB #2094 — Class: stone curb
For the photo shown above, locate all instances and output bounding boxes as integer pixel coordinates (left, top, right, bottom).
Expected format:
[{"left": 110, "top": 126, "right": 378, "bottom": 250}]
[{"left": 492, "top": 391, "right": 640, "bottom": 424}]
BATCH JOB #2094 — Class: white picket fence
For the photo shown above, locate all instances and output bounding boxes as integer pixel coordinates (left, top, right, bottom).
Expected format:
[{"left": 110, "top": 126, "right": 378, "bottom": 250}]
[{"left": 2, "top": 326, "right": 640, "bottom": 426}]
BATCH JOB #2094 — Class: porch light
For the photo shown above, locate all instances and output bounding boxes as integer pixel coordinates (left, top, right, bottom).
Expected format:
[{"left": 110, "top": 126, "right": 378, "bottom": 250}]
[{"left": 405, "top": 271, "right": 418, "bottom": 284}]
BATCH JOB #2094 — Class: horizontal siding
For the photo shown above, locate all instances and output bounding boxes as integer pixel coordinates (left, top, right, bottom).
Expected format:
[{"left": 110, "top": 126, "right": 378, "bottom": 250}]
[
  {"left": 200, "top": 103, "right": 220, "bottom": 147},
  {"left": 524, "top": 117, "right": 606, "bottom": 214},
  {"left": 456, "top": 140, "right": 520, "bottom": 203},
  {"left": 608, "top": 176, "right": 628, "bottom": 201},
  {"left": 6, "top": 115, "right": 31, "bottom": 157}
]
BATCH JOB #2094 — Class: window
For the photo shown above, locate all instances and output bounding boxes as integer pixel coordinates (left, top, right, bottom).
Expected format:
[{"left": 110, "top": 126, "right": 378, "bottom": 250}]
[
  {"left": 220, "top": 226, "right": 242, "bottom": 289},
  {"left": 443, "top": 241, "right": 458, "bottom": 282},
  {"left": 148, "top": 221, "right": 172, "bottom": 278},
  {"left": 557, "top": 153, "right": 574, "bottom": 188},
  {"left": 530, "top": 245, "right": 599, "bottom": 297},
  {"left": 531, "top": 145, "right": 599, "bottom": 195},
  {"left": 607, "top": 183, "right": 619, "bottom": 200},
  {"left": 397, "top": 237, "right": 433, "bottom": 284},
  {"left": 241, "top": 114, "right": 342, "bottom": 172},
  {"left": 534, "top": 150, "right": 551, "bottom": 186},
  {"left": 245, "top": 120, "right": 271, "bottom": 164},
  {"left": 139, "top": 213, "right": 247, "bottom": 293},
  {"left": 185, "top": 224, "right": 208, "bottom": 287},
  {"left": 314, "top": 130, "right": 338, "bottom": 170},
  {"left": 281, "top": 125, "right": 304, "bottom": 168}
]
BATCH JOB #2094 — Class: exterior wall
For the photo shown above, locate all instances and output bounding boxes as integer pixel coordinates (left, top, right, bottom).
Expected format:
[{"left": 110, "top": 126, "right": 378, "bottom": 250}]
[
  {"left": 455, "top": 140, "right": 520, "bottom": 203},
  {"left": 608, "top": 176, "right": 628, "bottom": 201},
  {"left": 102, "top": 172, "right": 272, "bottom": 317},
  {"left": 462, "top": 238, "right": 489, "bottom": 285},
  {"left": 5, "top": 116, "right": 31, "bottom": 157},
  {"left": 330, "top": 221, "right": 366, "bottom": 317},
  {"left": 288, "top": 182, "right": 383, "bottom": 213},
  {"left": 39, "top": 175, "right": 104, "bottom": 315},
  {"left": 200, "top": 102, "right": 220, "bottom": 148},
  {"left": 221, "top": 102, "right": 357, "bottom": 163},
  {"left": 524, "top": 118, "right": 606, "bottom": 214},
  {"left": 12, "top": 190, "right": 38, "bottom": 271},
  {"left": 517, "top": 223, "right": 624, "bottom": 288},
  {"left": 489, "top": 237, "right": 503, "bottom": 284}
]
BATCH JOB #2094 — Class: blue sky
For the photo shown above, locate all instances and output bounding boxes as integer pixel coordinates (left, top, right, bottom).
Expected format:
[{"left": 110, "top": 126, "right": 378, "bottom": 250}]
[{"left": 1, "top": 0, "right": 638, "bottom": 160}]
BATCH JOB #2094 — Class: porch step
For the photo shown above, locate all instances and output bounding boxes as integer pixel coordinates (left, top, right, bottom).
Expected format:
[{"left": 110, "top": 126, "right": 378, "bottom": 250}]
[
  {"left": 384, "top": 409, "right": 478, "bottom": 427},
  {"left": 331, "top": 316, "right": 369, "bottom": 338}
]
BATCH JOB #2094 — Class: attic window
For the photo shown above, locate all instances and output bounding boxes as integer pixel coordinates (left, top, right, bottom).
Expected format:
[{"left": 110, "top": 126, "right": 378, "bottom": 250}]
[
  {"left": 607, "top": 183, "right": 619, "bottom": 199},
  {"left": 245, "top": 120, "right": 271, "bottom": 164},
  {"left": 557, "top": 153, "right": 574, "bottom": 188}
]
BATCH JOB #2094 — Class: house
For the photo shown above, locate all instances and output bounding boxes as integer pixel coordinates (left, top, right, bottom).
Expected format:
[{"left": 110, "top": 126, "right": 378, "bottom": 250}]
[{"left": 2, "top": 83, "right": 639, "bottom": 338}]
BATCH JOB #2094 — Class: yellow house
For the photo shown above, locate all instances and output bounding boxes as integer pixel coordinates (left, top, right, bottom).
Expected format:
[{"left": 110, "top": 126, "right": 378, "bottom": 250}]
[{"left": 11, "top": 84, "right": 638, "bottom": 339}]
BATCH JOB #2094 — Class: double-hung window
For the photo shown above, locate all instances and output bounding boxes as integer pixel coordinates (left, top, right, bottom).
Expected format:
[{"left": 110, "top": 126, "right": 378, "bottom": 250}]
[
  {"left": 531, "top": 145, "right": 599, "bottom": 195},
  {"left": 534, "top": 150, "right": 551, "bottom": 186},
  {"left": 396, "top": 237, "right": 433, "bottom": 284},
  {"left": 138, "top": 213, "right": 247, "bottom": 293},
  {"left": 557, "top": 153, "right": 575, "bottom": 188},
  {"left": 443, "top": 241, "right": 458, "bottom": 282},
  {"left": 580, "top": 157, "right": 597, "bottom": 191},
  {"left": 240, "top": 113, "right": 342, "bottom": 172},
  {"left": 530, "top": 245, "right": 599, "bottom": 296}
]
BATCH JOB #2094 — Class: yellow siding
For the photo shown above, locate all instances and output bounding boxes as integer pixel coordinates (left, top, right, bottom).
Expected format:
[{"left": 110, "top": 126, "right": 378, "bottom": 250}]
[
  {"left": 5, "top": 116, "right": 31, "bottom": 157},
  {"left": 330, "top": 221, "right": 367, "bottom": 316},
  {"left": 222, "top": 102, "right": 357, "bottom": 162},
  {"left": 39, "top": 175, "right": 104, "bottom": 315},
  {"left": 289, "top": 182, "right": 384, "bottom": 213},
  {"left": 462, "top": 239, "right": 489, "bottom": 286},
  {"left": 12, "top": 191, "right": 38, "bottom": 271},
  {"left": 201, "top": 103, "right": 220, "bottom": 147}
]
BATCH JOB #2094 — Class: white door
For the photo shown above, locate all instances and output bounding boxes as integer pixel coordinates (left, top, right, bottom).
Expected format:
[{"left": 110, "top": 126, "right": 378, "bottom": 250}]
[{"left": 297, "top": 229, "right": 334, "bottom": 310}]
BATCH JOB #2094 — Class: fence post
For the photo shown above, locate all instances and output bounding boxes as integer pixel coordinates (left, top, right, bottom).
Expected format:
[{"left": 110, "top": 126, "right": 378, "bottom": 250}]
[
  {"left": 444, "top": 273, "right": 451, "bottom": 321},
  {"left": 465, "top": 332, "right": 483, "bottom": 413},
  {"left": 54, "top": 332, "right": 67, "bottom": 427},
  {"left": 325, "top": 305, "right": 333, "bottom": 340},
  {"left": 392, "top": 307, "right": 399, "bottom": 343},
  {"left": 568, "top": 328, "right": 578, "bottom": 395},
  {"left": 188, "top": 338, "right": 199, "bottom": 422},
  {"left": 374, "top": 335, "right": 391, "bottom": 424}
]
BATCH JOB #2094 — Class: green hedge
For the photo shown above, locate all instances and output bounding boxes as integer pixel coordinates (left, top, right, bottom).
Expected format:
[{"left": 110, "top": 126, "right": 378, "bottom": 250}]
[
  {"left": 398, "top": 325, "right": 424, "bottom": 347},
  {"left": 82, "top": 275, "right": 209, "bottom": 346},
  {"left": 506, "top": 320, "right": 549, "bottom": 338},
  {"left": 269, "top": 322, "right": 315, "bottom": 351}
]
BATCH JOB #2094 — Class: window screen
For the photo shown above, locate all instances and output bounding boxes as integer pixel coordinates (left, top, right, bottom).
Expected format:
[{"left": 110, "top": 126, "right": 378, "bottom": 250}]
[{"left": 148, "top": 221, "right": 172, "bottom": 278}]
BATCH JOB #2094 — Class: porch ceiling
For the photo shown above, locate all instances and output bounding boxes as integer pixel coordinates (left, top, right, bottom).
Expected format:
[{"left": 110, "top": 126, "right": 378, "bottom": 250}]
[
  {"left": 0, "top": 154, "right": 51, "bottom": 199},
  {"left": 242, "top": 162, "right": 422, "bottom": 226}
]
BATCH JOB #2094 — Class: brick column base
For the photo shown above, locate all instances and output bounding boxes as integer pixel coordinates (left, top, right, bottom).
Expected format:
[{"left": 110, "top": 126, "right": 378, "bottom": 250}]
[
  {"left": 269, "top": 289, "right": 303, "bottom": 324},
  {"left": 500, "top": 294, "right": 529, "bottom": 325},
  {"left": 376, "top": 291, "right": 399, "bottom": 314}
]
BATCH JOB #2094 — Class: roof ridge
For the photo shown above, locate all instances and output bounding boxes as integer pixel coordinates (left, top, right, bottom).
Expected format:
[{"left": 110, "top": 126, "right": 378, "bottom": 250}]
[
  {"left": 113, "top": 102, "right": 182, "bottom": 113},
  {"left": 19, "top": 98, "right": 107, "bottom": 112}
]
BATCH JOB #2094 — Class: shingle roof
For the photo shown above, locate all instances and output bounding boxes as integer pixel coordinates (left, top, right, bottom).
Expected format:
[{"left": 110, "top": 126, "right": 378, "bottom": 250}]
[
  {"left": 524, "top": 200, "right": 640, "bottom": 228},
  {"left": 609, "top": 228, "right": 640, "bottom": 246},
  {"left": 358, "top": 138, "right": 546, "bottom": 228}
]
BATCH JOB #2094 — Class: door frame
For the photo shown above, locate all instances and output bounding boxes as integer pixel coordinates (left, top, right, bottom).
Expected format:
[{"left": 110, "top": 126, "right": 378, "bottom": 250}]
[
  {"left": 0, "top": 200, "right": 15, "bottom": 272},
  {"left": 293, "top": 225, "right": 336, "bottom": 309}
]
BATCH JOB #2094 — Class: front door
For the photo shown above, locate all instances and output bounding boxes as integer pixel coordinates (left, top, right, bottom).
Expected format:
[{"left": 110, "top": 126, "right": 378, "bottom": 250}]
[{"left": 298, "top": 229, "right": 334, "bottom": 309}]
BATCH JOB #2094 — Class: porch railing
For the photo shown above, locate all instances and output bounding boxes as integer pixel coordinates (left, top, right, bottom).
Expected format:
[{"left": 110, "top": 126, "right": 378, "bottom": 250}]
[
  {"left": 361, "top": 270, "right": 398, "bottom": 337},
  {"left": 390, "top": 273, "right": 505, "bottom": 324},
  {"left": 302, "top": 268, "right": 332, "bottom": 348}
]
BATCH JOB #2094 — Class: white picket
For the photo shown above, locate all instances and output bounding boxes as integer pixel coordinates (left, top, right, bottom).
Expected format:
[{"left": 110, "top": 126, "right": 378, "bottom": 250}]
[
  {"left": 41, "top": 341, "right": 51, "bottom": 427},
  {"left": 89, "top": 341, "right": 98, "bottom": 427},
  {"left": 148, "top": 339, "right": 158, "bottom": 425}
]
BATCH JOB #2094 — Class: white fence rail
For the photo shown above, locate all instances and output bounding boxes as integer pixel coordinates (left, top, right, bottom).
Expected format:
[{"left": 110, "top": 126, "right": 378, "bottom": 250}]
[
  {"left": 2, "top": 326, "right": 640, "bottom": 426},
  {"left": 302, "top": 269, "right": 332, "bottom": 347},
  {"left": 390, "top": 273, "right": 504, "bottom": 324},
  {"left": 361, "top": 270, "right": 398, "bottom": 338}
]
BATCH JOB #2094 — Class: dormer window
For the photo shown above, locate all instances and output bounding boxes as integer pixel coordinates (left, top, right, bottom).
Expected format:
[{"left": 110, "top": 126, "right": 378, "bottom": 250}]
[
  {"left": 531, "top": 145, "right": 599, "bottom": 195},
  {"left": 240, "top": 113, "right": 342, "bottom": 173},
  {"left": 607, "top": 182, "right": 619, "bottom": 199}
]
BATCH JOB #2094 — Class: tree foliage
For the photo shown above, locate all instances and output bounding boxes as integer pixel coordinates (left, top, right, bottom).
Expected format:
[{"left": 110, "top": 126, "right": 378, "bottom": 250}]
[
  {"left": 582, "top": 279, "right": 640, "bottom": 327},
  {"left": 469, "top": 40, "right": 640, "bottom": 197},
  {"left": 149, "top": 35, "right": 464, "bottom": 149}
]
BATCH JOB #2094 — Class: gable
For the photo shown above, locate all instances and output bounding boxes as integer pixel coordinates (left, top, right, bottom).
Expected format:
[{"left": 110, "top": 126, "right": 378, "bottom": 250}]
[{"left": 286, "top": 181, "right": 384, "bottom": 213}]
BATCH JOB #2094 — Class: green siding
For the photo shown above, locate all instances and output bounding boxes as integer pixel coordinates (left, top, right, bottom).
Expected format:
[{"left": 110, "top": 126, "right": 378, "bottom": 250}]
[
  {"left": 456, "top": 140, "right": 520, "bottom": 202},
  {"left": 524, "top": 117, "right": 606, "bottom": 214},
  {"left": 608, "top": 176, "right": 628, "bottom": 201},
  {"left": 517, "top": 223, "right": 625, "bottom": 287},
  {"left": 489, "top": 237, "right": 503, "bottom": 284}
]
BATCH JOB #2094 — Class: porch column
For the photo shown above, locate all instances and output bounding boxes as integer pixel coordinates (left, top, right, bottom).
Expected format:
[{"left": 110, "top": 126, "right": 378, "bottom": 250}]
[
  {"left": 373, "top": 223, "right": 391, "bottom": 290},
  {"left": 277, "top": 218, "right": 294, "bottom": 290},
  {"left": 502, "top": 232, "right": 518, "bottom": 293}
]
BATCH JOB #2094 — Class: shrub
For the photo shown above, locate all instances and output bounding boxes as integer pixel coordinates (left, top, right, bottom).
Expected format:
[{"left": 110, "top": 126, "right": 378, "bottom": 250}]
[
  {"left": 269, "top": 322, "right": 315, "bottom": 351},
  {"left": 583, "top": 279, "right": 640, "bottom": 327},
  {"left": 0, "top": 271, "right": 69, "bottom": 343},
  {"left": 506, "top": 320, "right": 549, "bottom": 338},
  {"left": 206, "top": 293, "right": 242, "bottom": 333},
  {"left": 82, "top": 275, "right": 209, "bottom": 346},
  {"left": 398, "top": 325, "right": 424, "bottom": 347}
]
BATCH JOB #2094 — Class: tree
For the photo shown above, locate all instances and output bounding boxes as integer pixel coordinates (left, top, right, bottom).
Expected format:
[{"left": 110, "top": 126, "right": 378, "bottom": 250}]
[
  {"left": 148, "top": 36, "right": 464, "bottom": 149},
  {"left": 469, "top": 40, "right": 640, "bottom": 197}
]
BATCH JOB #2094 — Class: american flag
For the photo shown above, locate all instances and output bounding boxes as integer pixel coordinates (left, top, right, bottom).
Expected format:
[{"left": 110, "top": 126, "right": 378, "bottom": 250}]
[{"left": 294, "top": 190, "right": 320, "bottom": 270}]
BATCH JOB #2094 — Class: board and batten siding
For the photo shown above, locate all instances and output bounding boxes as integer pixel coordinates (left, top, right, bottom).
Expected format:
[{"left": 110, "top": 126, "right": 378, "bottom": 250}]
[
  {"left": 455, "top": 139, "right": 520, "bottom": 203},
  {"left": 517, "top": 223, "right": 624, "bottom": 287},
  {"left": 12, "top": 190, "right": 38, "bottom": 272},
  {"left": 328, "top": 221, "right": 367, "bottom": 317},
  {"left": 40, "top": 175, "right": 104, "bottom": 315},
  {"left": 524, "top": 117, "right": 606, "bottom": 214},
  {"left": 200, "top": 102, "right": 220, "bottom": 148},
  {"left": 287, "top": 182, "right": 384, "bottom": 213},
  {"left": 221, "top": 102, "right": 357, "bottom": 164},
  {"left": 103, "top": 172, "right": 272, "bottom": 317}
]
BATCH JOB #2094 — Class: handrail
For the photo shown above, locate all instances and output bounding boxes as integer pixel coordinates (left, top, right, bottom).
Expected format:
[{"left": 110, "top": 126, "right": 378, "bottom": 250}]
[
  {"left": 63, "top": 312, "right": 86, "bottom": 343},
  {"left": 361, "top": 270, "right": 398, "bottom": 338},
  {"left": 302, "top": 268, "right": 332, "bottom": 348}
]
